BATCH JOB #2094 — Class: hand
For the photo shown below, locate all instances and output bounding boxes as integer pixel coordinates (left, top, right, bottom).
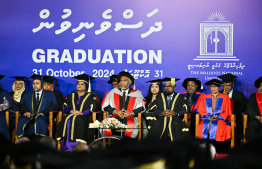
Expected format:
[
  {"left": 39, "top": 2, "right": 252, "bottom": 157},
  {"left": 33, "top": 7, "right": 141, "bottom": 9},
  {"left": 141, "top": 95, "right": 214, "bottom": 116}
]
[
  {"left": 255, "top": 116, "right": 262, "bottom": 123},
  {"left": 39, "top": 113, "right": 44, "bottom": 116},
  {"left": 166, "top": 110, "right": 176, "bottom": 117},
  {"left": 24, "top": 112, "right": 31, "bottom": 118},
  {"left": 115, "top": 110, "right": 125, "bottom": 119},
  {"left": 71, "top": 110, "right": 81, "bottom": 115},
  {"left": 122, "top": 110, "right": 131, "bottom": 118},
  {"left": 209, "top": 116, "right": 218, "bottom": 120},
  {"left": 161, "top": 111, "right": 168, "bottom": 117}
]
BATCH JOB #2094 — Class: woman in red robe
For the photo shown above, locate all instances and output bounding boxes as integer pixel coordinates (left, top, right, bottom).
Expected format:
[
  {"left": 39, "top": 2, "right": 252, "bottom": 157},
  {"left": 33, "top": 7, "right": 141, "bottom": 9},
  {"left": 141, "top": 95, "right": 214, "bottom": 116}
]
[{"left": 197, "top": 79, "right": 233, "bottom": 141}]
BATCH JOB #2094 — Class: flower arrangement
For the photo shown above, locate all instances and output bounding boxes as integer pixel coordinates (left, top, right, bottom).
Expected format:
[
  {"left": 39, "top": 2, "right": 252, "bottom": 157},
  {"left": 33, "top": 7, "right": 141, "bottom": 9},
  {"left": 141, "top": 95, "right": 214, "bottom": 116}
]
[{"left": 96, "top": 118, "right": 127, "bottom": 129}]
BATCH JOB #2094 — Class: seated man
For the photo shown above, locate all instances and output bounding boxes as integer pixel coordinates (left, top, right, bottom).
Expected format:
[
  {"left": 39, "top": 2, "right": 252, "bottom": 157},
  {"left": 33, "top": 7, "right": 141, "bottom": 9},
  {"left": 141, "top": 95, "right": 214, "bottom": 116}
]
[
  {"left": 197, "top": 79, "right": 233, "bottom": 142},
  {"left": 43, "top": 75, "right": 64, "bottom": 111},
  {"left": 0, "top": 75, "right": 12, "bottom": 140},
  {"left": 218, "top": 73, "right": 246, "bottom": 144},
  {"left": 146, "top": 77, "right": 190, "bottom": 141},
  {"left": 16, "top": 74, "right": 57, "bottom": 139},
  {"left": 245, "top": 77, "right": 262, "bottom": 137},
  {"left": 181, "top": 78, "right": 204, "bottom": 134},
  {"left": 102, "top": 71, "right": 145, "bottom": 138}
]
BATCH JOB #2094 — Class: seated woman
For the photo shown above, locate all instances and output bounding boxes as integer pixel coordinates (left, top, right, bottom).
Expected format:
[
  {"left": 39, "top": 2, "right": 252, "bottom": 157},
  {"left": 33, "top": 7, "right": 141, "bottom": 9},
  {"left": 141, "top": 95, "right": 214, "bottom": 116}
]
[
  {"left": 144, "top": 79, "right": 162, "bottom": 109},
  {"left": 9, "top": 76, "right": 28, "bottom": 126},
  {"left": 57, "top": 74, "right": 98, "bottom": 152},
  {"left": 144, "top": 79, "right": 162, "bottom": 132}
]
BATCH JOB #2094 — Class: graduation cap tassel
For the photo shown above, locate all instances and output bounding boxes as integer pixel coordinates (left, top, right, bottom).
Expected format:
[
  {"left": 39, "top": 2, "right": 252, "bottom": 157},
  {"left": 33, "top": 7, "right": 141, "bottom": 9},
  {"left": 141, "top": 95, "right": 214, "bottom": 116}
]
[
  {"left": 171, "top": 78, "right": 176, "bottom": 87},
  {"left": 200, "top": 83, "right": 203, "bottom": 90},
  {"left": 88, "top": 78, "right": 91, "bottom": 93},
  {"left": 41, "top": 75, "right": 43, "bottom": 87}
]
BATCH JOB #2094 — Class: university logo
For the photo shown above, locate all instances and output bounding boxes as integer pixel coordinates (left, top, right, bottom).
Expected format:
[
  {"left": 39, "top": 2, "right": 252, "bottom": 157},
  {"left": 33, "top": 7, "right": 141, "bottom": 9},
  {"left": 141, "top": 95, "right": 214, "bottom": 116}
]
[{"left": 195, "top": 12, "right": 239, "bottom": 61}]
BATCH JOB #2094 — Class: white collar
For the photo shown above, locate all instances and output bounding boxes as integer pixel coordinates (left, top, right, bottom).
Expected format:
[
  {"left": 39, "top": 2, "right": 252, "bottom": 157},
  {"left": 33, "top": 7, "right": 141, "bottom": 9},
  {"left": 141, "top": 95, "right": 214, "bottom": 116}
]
[{"left": 36, "top": 89, "right": 43, "bottom": 95}]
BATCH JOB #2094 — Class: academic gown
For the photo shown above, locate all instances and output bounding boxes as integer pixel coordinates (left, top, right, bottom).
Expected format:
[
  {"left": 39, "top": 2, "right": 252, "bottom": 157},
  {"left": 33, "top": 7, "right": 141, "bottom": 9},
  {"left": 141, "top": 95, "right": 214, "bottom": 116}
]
[
  {"left": 0, "top": 89, "right": 12, "bottom": 140},
  {"left": 197, "top": 93, "right": 233, "bottom": 141},
  {"left": 145, "top": 92, "right": 190, "bottom": 141},
  {"left": 9, "top": 91, "right": 26, "bottom": 127},
  {"left": 245, "top": 92, "right": 262, "bottom": 136},
  {"left": 57, "top": 92, "right": 97, "bottom": 151},
  {"left": 181, "top": 91, "right": 204, "bottom": 134},
  {"left": 219, "top": 89, "right": 246, "bottom": 134},
  {"left": 16, "top": 90, "right": 57, "bottom": 138},
  {"left": 102, "top": 88, "right": 146, "bottom": 138},
  {"left": 53, "top": 90, "right": 64, "bottom": 111}
]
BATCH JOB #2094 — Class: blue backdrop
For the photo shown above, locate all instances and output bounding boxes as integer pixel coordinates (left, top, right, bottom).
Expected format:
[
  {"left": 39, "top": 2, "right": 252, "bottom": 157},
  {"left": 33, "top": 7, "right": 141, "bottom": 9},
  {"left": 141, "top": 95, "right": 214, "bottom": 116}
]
[{"left": 1, "top": 0, "right": 262, "bottom": 100}]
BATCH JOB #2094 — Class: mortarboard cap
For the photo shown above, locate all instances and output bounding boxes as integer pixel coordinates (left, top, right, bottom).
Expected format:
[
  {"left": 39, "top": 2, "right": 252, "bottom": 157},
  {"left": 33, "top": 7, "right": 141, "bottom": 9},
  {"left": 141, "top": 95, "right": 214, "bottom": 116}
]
[
  {"left": 11, "top": 76, "right": 29, "bottom": 87},
  {"left": 10, "top": 76, "right": 28, "bottom": 82},
  {"left": 107, "top": 74, "right": 119, "bottom": 84},
  {"left": 182, "top": 78, "right": 203, "bottom": 91},
  {"left": 30, "top": 74, "right": 42, "bottom": 80},
  {"left": 218, "top": 73, "right": 237, "bottom": 86},
  {"left": 73, "top": 74, "right": 94, "bottom": 92},
  {"left": 30, "top": 74, "right": 43, "bottom": 86},
  {"left": 0, "top": 75, "right": 5, "bottom": 80},
  {"left": 117, "top": 71, "right": 134, "bottom": 85},
  {"left": 161, "top": 77, "right": 180, "bottom": 87},
  {"left": 145, "top": 79, "right": 162, "bottom": 85},
  {"left": 205, "top": 79, "right": 223, "bottom": 87},
  {"left": 254, "top": 77, "right": 262, "bottom": 88},
  {"left": 44, "top": 75, "right": 58, "bottom": 87}
]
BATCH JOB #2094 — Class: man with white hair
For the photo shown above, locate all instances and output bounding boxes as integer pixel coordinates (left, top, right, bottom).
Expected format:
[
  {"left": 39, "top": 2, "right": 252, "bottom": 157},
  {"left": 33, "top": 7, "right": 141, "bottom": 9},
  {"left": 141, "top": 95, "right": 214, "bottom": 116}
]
[{"left": 102, "top": 71, "right": 145, "bottom": 138}]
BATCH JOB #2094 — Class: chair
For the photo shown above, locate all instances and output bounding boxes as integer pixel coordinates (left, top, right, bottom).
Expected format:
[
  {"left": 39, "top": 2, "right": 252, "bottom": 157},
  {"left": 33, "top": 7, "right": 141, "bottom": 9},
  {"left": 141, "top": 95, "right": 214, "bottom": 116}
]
[
  {"left": 242, "top": 113, "right": 248, "bottom": 144},
  {"left": 57, "top": 111, "right": 101, "bottom": 150},
  {"left": 5, "top": 110, "right": 18, "bottom": 142},
  {"left": 184, "top": 113, "right": 191, "bottom": 128},
  {"left": 195, "top": 114, "right": 236, "bottom": 148},
  {"left": 14, "top": 111, "right": 63, "bottom": 142}
]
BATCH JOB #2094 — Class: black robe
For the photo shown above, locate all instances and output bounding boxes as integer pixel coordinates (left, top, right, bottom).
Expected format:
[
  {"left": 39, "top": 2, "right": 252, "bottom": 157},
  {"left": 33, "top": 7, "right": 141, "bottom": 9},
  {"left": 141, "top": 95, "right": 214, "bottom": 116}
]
[
  {"left": 145, "top": 92, "right": 190, "bottom": 141},
  {"left": 57, "top": 92, "right": 98, "bottom": 144},
  {"left": 245, "top": 93, "right": 262, "bottom": 137},
  {"left": 220, "top": 89, "right": 246, "bottom": 139},
  {"left": 53, "top": 90, "right": 64, "bottom": 111}
]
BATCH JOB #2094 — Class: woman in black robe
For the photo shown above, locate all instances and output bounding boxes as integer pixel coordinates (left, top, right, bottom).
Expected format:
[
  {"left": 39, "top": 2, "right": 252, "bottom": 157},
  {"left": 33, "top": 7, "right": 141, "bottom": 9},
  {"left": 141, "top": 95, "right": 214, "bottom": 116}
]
[{"left": 57, "top": 74, "right": 98, "bottom": 152}]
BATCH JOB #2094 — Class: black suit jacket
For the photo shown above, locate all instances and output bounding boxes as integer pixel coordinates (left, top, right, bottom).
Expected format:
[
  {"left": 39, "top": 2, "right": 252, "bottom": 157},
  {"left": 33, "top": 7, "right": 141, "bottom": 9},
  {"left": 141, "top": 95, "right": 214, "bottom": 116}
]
[{"left": 220, "top": 89, "right": 246, "bottom": 115}]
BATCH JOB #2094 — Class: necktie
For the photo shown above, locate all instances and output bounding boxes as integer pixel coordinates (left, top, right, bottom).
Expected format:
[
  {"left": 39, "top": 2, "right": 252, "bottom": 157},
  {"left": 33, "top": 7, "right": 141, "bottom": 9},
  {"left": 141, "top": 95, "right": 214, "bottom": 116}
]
[
  {"left": 122, "top": 92, "right": 126, "bottom": 109},
  {"left": 167, "top": 96, "right": 172, "bottom": 107},
  {"left": 188, "top": 94, "right": 193, "bottom": 108},
  {"left": 36, "top": 93, "right": 40, "bottom": 106}
]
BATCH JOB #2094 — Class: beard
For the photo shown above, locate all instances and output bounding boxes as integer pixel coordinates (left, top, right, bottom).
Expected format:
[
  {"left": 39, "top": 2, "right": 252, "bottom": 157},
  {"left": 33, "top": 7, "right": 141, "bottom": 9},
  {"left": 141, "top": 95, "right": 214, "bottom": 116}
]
[{"left": 164, "top": 89, "right": 172, "bottom": 96}]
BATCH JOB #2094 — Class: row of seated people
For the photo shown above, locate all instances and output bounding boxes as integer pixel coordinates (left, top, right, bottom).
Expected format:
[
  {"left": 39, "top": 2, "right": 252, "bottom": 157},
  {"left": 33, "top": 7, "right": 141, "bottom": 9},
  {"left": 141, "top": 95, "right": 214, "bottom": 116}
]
[{"left": 0, "top": 72, "right": 261, "bottom": 152}]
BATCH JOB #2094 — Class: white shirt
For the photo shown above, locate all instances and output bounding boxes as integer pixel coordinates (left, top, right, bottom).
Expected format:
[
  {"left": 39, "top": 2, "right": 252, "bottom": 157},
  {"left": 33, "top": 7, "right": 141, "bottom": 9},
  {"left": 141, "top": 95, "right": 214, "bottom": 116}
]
[
  {"left": 228, "top": 89, "right": 233, "bottom": 99},
  {"left": 167, "top": 93, "right": 174, "bottom": 101},
  {"left": 35, "top": 89, "right": 43, "bottom": 100}
]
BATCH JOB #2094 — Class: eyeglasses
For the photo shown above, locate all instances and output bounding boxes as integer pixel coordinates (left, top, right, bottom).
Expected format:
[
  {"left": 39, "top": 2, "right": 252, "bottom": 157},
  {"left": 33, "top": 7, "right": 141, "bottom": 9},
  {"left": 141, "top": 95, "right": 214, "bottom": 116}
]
[
  {"left": 164, "top": 85, "right": 173, "bottom": 88},
  {"left": 187, "top": 84, "right": 196, "bottom": 87},
  {"left": 32, "top": 82, "right": 40, "bottom": 85}
]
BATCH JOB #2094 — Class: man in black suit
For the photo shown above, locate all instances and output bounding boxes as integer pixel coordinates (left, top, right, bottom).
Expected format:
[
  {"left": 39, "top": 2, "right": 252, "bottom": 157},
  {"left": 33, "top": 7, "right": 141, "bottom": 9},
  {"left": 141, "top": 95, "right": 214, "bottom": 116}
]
[{"left": 218, "top": 73, "right": 246, "bottom": 144}]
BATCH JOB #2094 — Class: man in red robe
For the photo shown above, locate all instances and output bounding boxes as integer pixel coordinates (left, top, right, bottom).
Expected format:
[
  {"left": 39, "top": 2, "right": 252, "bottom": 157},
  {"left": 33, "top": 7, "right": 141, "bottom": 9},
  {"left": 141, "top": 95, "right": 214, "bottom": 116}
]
[
  {"left": 245, "top": 77, "right": 262, "bottom": 137},
  {"left": 197, "top": 79, "right": 233, "bottom": 142},
  {"left": 101, "top": 71, "right": 146, "bottom": 138}
]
